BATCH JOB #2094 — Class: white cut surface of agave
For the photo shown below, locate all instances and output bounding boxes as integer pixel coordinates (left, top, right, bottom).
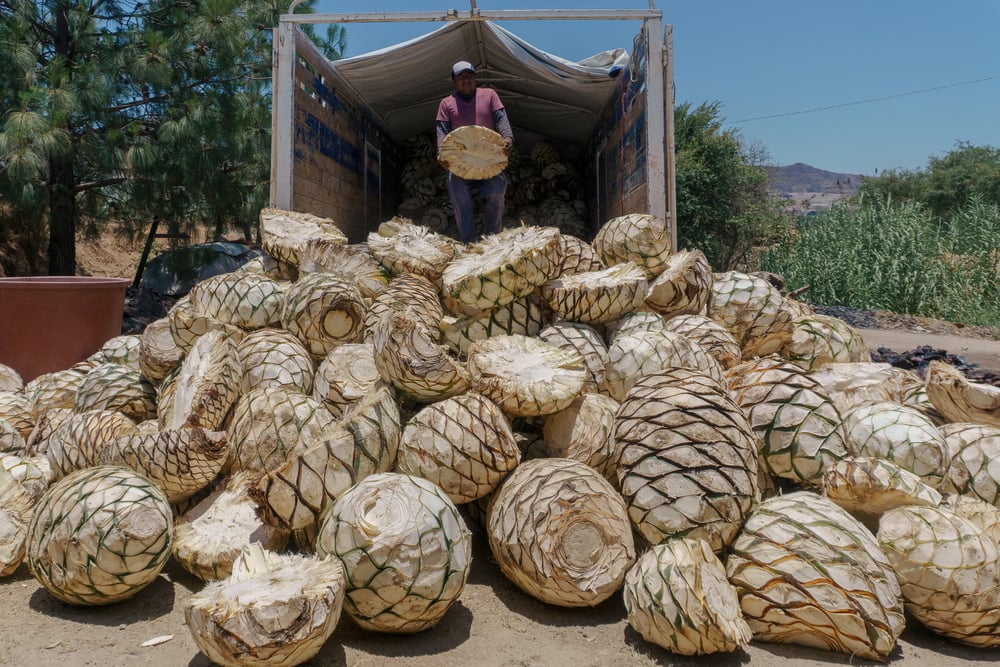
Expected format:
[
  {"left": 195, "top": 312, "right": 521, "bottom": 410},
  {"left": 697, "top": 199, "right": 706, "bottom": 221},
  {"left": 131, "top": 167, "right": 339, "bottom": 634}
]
[
  {"left": 727, "top": 491, "right": 905, "bottom": 661},
  {"left": 26, "top": 465, "right": 173, "bottom": 605},
  {"left": 186, "top": 544, "right": 346, "bottom": 667},
  {"left": 316, "top": 473, "right": 472, "bottom": 633},
  {"left": 366, "top": 223, "right": 455, "bottom": 280},
  {"left": 467, "top": 334, "right": 585, "bottom": 416},
  {"left": 259, "top": 207, "right": 348, "bottom": 266},
  {"left": 164, "top": 329, "right": 240, "bottom": 432},
  {"left": 623, "top": 538, "right": 752, "bottom": 655},
  {"left": 843, "top": 400, "right": 950, "bottom": 489},
  {"left": 173, "top": 473, "right": 289, "bottom": 581},
  {"left": 139, "top": 316, "right": 185, "bottom": 382},
  {"left": 396, "top": 393, "right": 520, "bottom": 504},
  {"left": 488, "top": 458, "right": 635, "bottom": 607},
  {"left": 438, "top": 125, "right": 508, "bottom": 180},
  {"left": 313, "top": 343, "right": 384, "bottom": 418},
  {"left": 878, "top": 503, "right": 1000, "bottom": 647}
]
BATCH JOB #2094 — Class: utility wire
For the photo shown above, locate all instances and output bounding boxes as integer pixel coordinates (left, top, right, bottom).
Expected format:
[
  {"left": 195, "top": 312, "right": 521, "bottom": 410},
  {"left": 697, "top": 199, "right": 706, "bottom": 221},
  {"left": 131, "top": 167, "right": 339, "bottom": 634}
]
[{"left": 730, "top": 74, "right": 1000, "bottom": 123}]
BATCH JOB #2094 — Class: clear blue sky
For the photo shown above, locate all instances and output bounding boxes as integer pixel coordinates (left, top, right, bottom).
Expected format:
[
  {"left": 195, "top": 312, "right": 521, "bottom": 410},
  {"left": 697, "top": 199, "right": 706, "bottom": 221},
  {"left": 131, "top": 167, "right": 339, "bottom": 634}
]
[{"left": 311, "top": 1, "right": 1000, "bottom": 176}]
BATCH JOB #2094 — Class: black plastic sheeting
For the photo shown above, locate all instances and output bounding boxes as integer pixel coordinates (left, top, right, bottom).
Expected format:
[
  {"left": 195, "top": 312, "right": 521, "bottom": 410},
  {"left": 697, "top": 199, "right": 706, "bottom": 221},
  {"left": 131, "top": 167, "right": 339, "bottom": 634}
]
[{"left": 139, "top": 242, "right": 264, "bottom": 297}]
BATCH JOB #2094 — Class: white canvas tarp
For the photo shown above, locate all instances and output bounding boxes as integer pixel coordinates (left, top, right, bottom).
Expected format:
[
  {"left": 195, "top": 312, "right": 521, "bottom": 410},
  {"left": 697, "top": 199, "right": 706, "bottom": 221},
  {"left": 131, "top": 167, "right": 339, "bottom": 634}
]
[{"left": 330, "top": 20, "right": 631, "bottom": 143}]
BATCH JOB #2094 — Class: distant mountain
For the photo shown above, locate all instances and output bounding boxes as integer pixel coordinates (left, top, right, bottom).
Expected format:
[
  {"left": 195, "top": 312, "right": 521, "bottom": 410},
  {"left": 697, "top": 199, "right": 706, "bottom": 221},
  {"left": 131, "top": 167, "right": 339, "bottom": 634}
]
[{"left": 765, "top": 162, "right": 866, "bottom": 197}]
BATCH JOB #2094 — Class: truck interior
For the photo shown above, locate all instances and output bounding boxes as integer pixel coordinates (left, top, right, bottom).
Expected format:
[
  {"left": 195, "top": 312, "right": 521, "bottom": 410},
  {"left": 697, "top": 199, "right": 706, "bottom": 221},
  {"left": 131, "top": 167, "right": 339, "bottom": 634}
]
[{"left": 270, "top": 5, "right": 673, "bottom": 244}]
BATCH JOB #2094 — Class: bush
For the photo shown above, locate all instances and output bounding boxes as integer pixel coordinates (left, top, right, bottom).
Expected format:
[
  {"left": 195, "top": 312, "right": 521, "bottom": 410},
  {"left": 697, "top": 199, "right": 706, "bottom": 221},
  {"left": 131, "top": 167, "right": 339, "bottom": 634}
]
[{"left": 760, "top": 194, "right": 1000, "bottom": 327}]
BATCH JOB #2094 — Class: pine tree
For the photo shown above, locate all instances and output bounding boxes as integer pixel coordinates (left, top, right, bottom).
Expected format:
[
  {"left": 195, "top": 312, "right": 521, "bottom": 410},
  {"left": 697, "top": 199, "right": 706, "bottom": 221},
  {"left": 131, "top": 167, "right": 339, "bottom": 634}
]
[{"left": 0, "top": 0, "right": 341, "bottom": 274}]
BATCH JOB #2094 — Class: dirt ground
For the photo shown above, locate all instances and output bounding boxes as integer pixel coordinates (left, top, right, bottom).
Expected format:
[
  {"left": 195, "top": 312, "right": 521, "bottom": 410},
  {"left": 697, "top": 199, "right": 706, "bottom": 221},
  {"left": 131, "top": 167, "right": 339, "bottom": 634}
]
[
  {"left": 2, "top": 234, "right": 997, "bottom": 666},
  {"left": 2, "top": 527, "right": 999, "bottom": 667}
]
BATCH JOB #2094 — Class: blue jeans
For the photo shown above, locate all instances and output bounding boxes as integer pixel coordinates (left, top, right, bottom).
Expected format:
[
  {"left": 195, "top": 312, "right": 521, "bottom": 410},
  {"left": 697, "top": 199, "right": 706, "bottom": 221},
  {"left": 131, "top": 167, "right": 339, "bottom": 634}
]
[{"left": 447, "top": 172, "right": 507, "bottom": 243}]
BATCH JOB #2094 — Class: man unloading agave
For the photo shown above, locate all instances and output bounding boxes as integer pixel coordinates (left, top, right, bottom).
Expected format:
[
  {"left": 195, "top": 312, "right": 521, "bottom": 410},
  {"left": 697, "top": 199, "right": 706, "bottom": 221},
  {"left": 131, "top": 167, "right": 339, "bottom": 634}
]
[{"left": 435, "top": 60, "right": 514, "bottom": 243}]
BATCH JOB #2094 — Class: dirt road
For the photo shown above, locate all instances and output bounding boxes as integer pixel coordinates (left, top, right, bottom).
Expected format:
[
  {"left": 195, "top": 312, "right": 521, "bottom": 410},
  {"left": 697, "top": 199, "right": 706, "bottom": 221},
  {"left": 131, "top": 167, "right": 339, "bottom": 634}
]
[{"left": 858, "top": 328, "right": 1000, "bottom": 371}]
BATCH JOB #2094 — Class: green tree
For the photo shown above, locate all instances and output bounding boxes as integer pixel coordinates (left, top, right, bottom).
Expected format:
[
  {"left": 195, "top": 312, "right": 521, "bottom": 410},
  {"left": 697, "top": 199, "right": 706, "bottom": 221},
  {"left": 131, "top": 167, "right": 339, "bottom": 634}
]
[
  {"left": 673, "top": 101, "right": 790, "bottom": 270},
  {"left": 858, "top": 141, "right": 1000, "bottom": 218},
  {"left": 0, "top": 0, "right": 344, "bottom": 275}
]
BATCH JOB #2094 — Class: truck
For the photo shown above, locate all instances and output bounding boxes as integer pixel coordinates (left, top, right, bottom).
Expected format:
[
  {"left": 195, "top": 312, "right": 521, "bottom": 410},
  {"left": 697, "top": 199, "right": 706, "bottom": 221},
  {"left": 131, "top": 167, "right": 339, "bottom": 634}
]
[{"left": 269, "top": 3, "right": 676, "bottom": 247}]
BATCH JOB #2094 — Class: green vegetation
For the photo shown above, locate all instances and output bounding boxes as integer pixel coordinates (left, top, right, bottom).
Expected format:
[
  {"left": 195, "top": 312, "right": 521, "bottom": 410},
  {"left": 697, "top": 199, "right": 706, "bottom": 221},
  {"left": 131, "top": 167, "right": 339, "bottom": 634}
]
[
  {"left": 858, "top": 141, "right": 1000, "bottom": 218},
  {"left": 760, "top": 194, "right": 1000, "bottom": 327},
  {"left": 674, "top": 102, "right": 791, "bottom": 271},
  {"left": 0, "top": 0, "right": 344, "bottom": 274}
]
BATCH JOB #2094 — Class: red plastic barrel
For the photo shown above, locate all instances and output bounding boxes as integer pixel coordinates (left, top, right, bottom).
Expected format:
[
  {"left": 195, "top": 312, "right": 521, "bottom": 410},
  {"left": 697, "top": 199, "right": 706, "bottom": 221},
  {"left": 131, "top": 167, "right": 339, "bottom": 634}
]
[{"left": 0, "top": 276, "right": 129, "bottom": 382}]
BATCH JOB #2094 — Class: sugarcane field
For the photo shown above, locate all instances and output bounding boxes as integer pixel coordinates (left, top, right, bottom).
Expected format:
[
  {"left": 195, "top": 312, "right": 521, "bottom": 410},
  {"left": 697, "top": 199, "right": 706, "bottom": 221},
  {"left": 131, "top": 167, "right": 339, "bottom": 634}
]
[{"left": 0, "top": 206, "right": 999, "bottom": 667}]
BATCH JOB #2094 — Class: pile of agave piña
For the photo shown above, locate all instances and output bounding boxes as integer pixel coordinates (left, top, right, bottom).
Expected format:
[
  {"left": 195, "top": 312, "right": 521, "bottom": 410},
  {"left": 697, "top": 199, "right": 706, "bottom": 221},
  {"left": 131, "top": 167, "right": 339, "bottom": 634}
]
[{"left": 2, "top": 208, "right": 1000, "bottom": 665}]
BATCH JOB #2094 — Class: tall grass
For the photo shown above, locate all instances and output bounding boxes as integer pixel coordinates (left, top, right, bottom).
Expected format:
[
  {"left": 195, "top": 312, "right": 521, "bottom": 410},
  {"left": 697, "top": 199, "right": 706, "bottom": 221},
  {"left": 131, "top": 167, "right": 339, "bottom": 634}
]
[{"left": 760, "top": 195, "right": 1000, "bottom": 327}]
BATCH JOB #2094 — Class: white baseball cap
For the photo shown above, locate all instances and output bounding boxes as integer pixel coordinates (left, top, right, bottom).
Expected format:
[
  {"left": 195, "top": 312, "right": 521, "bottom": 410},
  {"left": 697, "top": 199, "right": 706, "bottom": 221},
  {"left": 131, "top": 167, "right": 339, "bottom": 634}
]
[{"left": 451, "top": 61, "right": 476, "bottom": 77}]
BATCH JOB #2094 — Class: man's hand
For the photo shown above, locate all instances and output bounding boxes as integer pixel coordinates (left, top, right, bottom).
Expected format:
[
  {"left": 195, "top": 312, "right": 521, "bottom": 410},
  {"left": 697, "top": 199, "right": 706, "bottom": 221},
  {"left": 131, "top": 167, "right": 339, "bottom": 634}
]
[{"left": 502, "top": 137, "right": 513, "bottom": 156}]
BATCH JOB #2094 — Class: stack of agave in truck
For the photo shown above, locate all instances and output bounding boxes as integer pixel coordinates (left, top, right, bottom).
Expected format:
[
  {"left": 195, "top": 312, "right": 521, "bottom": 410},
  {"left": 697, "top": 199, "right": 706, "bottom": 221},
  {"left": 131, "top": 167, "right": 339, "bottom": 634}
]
[{"left": 2, "top": 205, "right": 1000, "bottom": 666}]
